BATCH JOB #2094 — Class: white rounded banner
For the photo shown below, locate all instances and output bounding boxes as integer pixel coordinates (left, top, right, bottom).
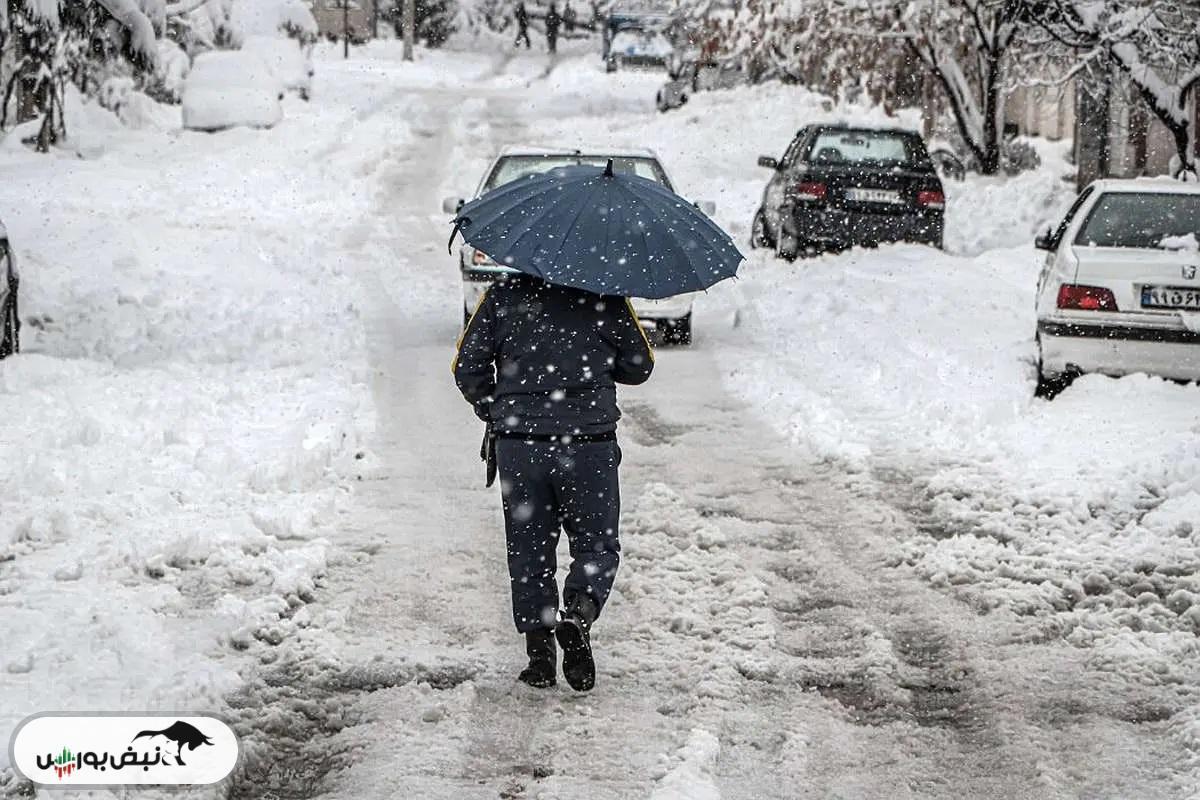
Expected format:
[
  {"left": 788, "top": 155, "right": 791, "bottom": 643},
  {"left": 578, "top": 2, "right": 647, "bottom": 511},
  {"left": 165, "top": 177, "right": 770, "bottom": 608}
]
[{"left": 9, "top": 714, "right": 239, "bottom": 786}]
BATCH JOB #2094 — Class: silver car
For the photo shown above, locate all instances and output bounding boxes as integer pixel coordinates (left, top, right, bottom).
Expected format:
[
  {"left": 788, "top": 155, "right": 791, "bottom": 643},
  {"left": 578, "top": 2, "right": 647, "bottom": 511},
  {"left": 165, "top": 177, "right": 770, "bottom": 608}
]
[{"left": 444, "top": 146, "right": 715, "bottom": 345}]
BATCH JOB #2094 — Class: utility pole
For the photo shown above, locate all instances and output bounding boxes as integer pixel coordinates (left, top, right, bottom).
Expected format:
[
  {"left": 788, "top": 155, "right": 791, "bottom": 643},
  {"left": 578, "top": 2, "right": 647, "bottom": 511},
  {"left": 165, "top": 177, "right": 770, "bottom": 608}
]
[
  {"left": 402, "top": 0, "right": 414, "bottom": 61},
  {"left": 343, "top": 0, "right": 350, "bottom": 59}
]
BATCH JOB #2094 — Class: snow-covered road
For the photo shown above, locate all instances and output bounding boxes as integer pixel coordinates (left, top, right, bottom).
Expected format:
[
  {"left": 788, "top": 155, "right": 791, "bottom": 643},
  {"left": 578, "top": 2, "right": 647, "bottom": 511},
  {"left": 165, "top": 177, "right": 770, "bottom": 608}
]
[{"left": 2, "top": 41, "right": 1198, "bottom": 799}]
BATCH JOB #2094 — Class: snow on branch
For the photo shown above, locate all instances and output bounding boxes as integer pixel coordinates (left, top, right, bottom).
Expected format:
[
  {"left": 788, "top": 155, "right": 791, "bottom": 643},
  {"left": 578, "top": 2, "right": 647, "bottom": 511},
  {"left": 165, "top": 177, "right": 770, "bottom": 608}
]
[{"left": 95, "top": 0, "right": 161, "bottom": 60}]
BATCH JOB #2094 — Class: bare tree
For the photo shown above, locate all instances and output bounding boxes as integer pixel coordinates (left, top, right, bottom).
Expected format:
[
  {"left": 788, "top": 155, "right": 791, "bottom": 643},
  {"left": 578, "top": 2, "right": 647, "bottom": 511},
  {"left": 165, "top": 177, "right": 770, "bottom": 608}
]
[
  {"left": 1031, "top": 0, "right": 1200, "bottom": 175},
  {"left": 872, "top": 0, "right": 1025, "bottom": 175}
]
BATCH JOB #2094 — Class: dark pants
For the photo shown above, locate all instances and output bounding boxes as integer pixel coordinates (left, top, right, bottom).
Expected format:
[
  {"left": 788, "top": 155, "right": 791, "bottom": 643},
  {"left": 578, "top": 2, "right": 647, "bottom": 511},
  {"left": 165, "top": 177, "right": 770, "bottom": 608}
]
[
  {"left": 515, "top": 25, "right": 530, "bottom": 48},
  {"left": 496, "top": 438, "right": 621, "bottom": 633}
]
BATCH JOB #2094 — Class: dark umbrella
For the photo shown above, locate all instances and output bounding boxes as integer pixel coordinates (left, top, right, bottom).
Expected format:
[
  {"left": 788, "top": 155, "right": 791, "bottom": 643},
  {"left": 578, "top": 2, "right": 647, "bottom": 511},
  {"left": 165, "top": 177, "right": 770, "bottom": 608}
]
[{"left": 447, "top": 161, "right": 743, "bottom": 299}]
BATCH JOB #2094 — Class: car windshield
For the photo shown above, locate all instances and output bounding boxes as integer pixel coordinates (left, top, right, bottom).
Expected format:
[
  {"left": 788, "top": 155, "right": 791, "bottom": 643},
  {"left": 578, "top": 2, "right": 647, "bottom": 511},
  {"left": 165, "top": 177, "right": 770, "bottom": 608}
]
[
  {"left": 483, "top": 155, "right": 670, "bottom": 192},
  {"left": 1074, "top": 193, "right": 1200, "bottom": 248},
  {"left": 807, "top": 130, "right": 928, "bottom": 168}
]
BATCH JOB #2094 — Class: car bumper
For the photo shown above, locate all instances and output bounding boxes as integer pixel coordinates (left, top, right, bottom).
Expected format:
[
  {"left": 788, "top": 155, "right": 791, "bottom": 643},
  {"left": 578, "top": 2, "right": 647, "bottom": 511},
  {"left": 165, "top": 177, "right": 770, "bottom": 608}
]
[
  {"left": 786, "top": 207, "right": 942, "bottom": 247},
  {"left": 1038, "top": 320, "right": 1200, "bottom": 381},
  {"left": 462, "top": 273, "right": 694, "bottom": 321}
]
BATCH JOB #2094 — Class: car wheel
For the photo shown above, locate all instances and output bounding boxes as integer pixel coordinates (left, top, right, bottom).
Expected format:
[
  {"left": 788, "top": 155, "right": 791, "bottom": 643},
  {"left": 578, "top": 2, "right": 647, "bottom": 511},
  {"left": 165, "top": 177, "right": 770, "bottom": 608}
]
[
  {"left": 661, "top": 313, "right": 692, "bottom": 346},
  {"left": 775, "top": 232, "right": 799, "bottom": 261},
  {"left": 750, "top": 209, "right": 773, "bottom": 249},
  {"left": 0, "top": 285, "right": 18, "bottom": 360},
  {"left": 1034, "top": 339, "right": 1074, "bottom": 399}
]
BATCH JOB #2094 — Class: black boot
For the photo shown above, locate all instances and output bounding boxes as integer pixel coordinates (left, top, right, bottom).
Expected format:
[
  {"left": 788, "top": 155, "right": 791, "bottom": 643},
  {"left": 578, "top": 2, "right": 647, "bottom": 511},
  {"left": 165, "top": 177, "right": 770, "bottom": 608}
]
[
  {"left": 518, "top": 629, "right": 557, "bottom": 688},
  {"left": 555, "top": 596, "right": 597, "bottom": 692}
]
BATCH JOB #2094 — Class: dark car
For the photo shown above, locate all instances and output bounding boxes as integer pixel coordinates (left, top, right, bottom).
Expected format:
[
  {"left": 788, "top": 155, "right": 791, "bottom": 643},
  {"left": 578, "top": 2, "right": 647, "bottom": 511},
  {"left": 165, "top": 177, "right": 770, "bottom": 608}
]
[
  {"left": 750, "top": 124, "right": 946, "bottom": 259},
  {"left": 0, "top": 222, "right": 19, "bottom": 360}
]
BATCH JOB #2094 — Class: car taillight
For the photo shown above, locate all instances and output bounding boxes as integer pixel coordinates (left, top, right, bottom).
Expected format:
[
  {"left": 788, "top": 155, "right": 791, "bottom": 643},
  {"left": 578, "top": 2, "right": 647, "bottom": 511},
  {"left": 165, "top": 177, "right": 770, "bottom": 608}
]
[
  {"left": 472, "top": 249, "right": 491, "bottom": 266},
  {"left": 917, "top": 190, "right": 945, "bottom": 209},
  {"left": 793, "top": 181, "right": 826, "bottom": 201},
  {"left": 1057, "top": 284, "right": 1118, "bottom": 311}
]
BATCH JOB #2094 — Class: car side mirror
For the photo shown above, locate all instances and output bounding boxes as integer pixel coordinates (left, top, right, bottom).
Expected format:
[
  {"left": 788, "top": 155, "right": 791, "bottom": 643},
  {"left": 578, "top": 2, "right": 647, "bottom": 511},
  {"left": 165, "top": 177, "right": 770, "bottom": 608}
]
[
  {"left": 757, "top": 155, "right": 779, "bottom": 170},
  {"left": 442, "top": 196, "right": 463, "bottom": 214},
  {"left": 1034, "top": 226, "right": 1056, "bottom": 252},
  {"left": 695, "top": 200, "right": 716, "bottom": 216}
]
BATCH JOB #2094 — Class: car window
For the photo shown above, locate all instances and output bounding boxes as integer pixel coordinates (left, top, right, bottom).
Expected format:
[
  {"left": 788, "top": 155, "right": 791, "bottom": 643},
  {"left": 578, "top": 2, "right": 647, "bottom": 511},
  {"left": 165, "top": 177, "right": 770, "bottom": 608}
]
[
  {"left": 780, "top": 130, "right": 808, "bottom": 168},
  {"left": 484, "top": 156, "right": 670, "bottom": 192},
  {"left": 1051, "top": 185, "right": 1094, "bottom": 244},
  {"left": 1074, "top": 192, "right": 1200, "bottom": 248},
  {"left": 806, "top": 130, "right": 930, "bottom": 168}
]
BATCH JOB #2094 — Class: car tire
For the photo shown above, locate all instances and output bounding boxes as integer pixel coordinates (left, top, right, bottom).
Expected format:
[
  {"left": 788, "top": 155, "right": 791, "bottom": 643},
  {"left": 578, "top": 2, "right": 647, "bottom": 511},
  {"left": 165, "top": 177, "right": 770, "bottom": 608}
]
[
  {"left": 0, "top": 283, "right": 18, "bottom": 360},
  {"left": 750, "top": 209, "right": 773, "bottom": 250},
  {"left": 661, "top": 313, "right": 692, "bottom": 346},
  {"left": 1035, "top": 339, "right": 1074, "bottom": 399},
  {"left": 776, "top": 232, "right": 799, "bottom": 261}
]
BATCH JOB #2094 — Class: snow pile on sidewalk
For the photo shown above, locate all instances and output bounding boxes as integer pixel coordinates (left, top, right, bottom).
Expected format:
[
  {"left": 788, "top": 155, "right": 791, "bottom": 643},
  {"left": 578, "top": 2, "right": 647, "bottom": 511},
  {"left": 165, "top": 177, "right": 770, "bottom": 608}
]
[
  {"left": 719, "top": 237, "right": 1200, "bottom": 650},
  {"left": 0, "top": 60, "right": 379, "bottom": 773}
]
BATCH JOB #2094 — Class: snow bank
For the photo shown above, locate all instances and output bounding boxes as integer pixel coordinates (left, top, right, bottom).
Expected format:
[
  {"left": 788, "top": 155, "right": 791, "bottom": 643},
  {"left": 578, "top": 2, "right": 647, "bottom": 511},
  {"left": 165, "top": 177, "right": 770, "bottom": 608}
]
[{"left": 0, "top": 47, "right": 378, "bottom": 772}]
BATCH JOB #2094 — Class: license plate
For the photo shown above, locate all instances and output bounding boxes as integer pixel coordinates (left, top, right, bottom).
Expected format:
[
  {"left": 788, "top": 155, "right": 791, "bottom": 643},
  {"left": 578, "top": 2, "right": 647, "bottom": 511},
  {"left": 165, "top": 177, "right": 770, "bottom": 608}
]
[
  {"left": 844, "top": 188, "right": 903, "bottom": 204},
  {"left": 1142, "top": 285, "right": 1200, "bottom": 309}
]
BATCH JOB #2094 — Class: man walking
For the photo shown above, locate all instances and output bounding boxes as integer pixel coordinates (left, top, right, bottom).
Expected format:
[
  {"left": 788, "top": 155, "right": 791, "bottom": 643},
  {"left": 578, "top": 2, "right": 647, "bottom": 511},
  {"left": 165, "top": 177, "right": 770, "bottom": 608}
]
[
  {"left": 545, "top": 2, "right": 562, "bottom": 53},
  {"left": 453, "top": 274, "right": 654, "bottom": 692},
  {"left": 513, "top": 1, "right": 531, "bottom": 49}
]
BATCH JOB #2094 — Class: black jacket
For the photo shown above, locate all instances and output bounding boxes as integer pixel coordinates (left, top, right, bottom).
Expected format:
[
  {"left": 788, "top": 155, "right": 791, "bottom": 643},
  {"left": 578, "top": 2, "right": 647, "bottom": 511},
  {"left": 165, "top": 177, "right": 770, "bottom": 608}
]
[{"left": 453, "top": 276, "right": 654, "bottom": 435}]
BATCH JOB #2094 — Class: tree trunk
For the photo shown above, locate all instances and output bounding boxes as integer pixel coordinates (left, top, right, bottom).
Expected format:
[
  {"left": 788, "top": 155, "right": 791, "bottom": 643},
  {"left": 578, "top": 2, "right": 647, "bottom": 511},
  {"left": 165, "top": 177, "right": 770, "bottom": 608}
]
[
  {"left": 1075, "top": 69, "right": 1111, "bottom": 188},
  {"left": 402, "top": 0, "right": 414, "bottom": 61},
  {"left": 979, "top": 49, "right": 1002, "bottom": 175}
]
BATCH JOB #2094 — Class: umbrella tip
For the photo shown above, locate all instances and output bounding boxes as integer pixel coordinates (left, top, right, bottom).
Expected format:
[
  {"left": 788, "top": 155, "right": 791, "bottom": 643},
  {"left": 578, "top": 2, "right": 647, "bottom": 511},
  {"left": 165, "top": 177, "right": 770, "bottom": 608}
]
[{"left": 604, "top": 159, "right": 614, "bottom": 177}]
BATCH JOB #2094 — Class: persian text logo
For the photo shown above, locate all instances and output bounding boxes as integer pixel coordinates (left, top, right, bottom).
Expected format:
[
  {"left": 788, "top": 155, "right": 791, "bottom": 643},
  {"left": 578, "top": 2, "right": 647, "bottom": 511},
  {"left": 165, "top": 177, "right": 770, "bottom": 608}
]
[{"left": 10, "top": 715, "right": 239, "bottom": 787}]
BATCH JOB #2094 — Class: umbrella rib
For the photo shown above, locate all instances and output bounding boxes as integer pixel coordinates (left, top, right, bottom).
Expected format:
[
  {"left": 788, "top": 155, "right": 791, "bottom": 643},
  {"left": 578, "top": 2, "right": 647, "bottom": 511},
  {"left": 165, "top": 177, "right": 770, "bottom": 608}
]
[
  {"left": 505, "top": 179, "right": 606, "bottom": 275},
  {"left": 623, "top": 180, "right": 742, "bottom": 283},
  {"left": 619, "top": 182, "right": 708, "bottom": 291}
]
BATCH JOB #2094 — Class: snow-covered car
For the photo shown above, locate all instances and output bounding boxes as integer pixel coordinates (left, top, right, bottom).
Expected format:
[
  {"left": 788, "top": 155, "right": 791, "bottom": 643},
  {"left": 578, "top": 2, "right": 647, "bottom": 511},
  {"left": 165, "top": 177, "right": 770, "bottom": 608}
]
[
  {"left": 607, "top": 29, "right": 673, "bottom": 72},
  {"left": 181, "top": 51, "right": 284, "bottom": 132},
  {"left": 241, "top": 36, "right": 314, "bottom": 101},
  {"left": 656, "top": 59, "right": 745, "bottom": 112},
  {"left": 1035, "top": 178, "right": 1200, "bottom": 396},
  {"left": 751, "top": 123, "right": 945, "bottom": 258},
  {"left": 443, "top": 147, "right": 714, "bottom": 345},
  {"left": 0, "top": 221, "right": 19, "bottom": 360}
]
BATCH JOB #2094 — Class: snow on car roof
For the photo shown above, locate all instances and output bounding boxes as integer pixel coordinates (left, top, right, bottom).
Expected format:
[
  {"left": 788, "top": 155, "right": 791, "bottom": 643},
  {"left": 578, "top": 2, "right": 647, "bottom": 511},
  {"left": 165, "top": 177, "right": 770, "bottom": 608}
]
[
  {"left": 1088, "top": 177, "right": 1200, "bottom": 194},
  {"left": 814, "top": 121, "right": 923, "bottom": 136},
  {"left": 498, "top": 145, "right": 661, "bottom": 159}
]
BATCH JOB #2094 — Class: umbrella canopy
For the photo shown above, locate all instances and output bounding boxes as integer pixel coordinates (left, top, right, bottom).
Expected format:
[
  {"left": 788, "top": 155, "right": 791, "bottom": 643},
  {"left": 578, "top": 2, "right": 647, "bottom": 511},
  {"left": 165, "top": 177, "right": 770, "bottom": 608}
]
[{"left": 448, "top": 161, "right": 744, "bottom": 299}]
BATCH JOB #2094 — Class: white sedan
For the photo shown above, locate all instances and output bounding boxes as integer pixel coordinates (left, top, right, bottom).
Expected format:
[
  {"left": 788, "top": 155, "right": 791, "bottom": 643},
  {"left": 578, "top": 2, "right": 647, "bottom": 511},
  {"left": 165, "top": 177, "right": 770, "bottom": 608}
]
[
  {"left": 182, "top": 51, "right": 283, "bottom": 132},
  {"left": 444, "top": 147, "right": 712, "bottom": 345},
  {"left": 1035, "top": 178, "right": 1200, "bottom": 396}
]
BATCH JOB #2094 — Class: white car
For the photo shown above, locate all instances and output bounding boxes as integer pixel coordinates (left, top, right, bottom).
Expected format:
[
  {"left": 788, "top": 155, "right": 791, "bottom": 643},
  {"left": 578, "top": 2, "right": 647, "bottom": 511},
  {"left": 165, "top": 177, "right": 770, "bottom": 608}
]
[
  {"left": 242, "top": 35, "right": 313, "bottom": 101},
  {"left": 443, "top": 147, "right": 713, "bottom": 345},
  {"left": 182, "top": 51, "right": 284, "bottom": 132},
  {"left": 1035, "top": 178, "right": 1200, "bottom": 395}
]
